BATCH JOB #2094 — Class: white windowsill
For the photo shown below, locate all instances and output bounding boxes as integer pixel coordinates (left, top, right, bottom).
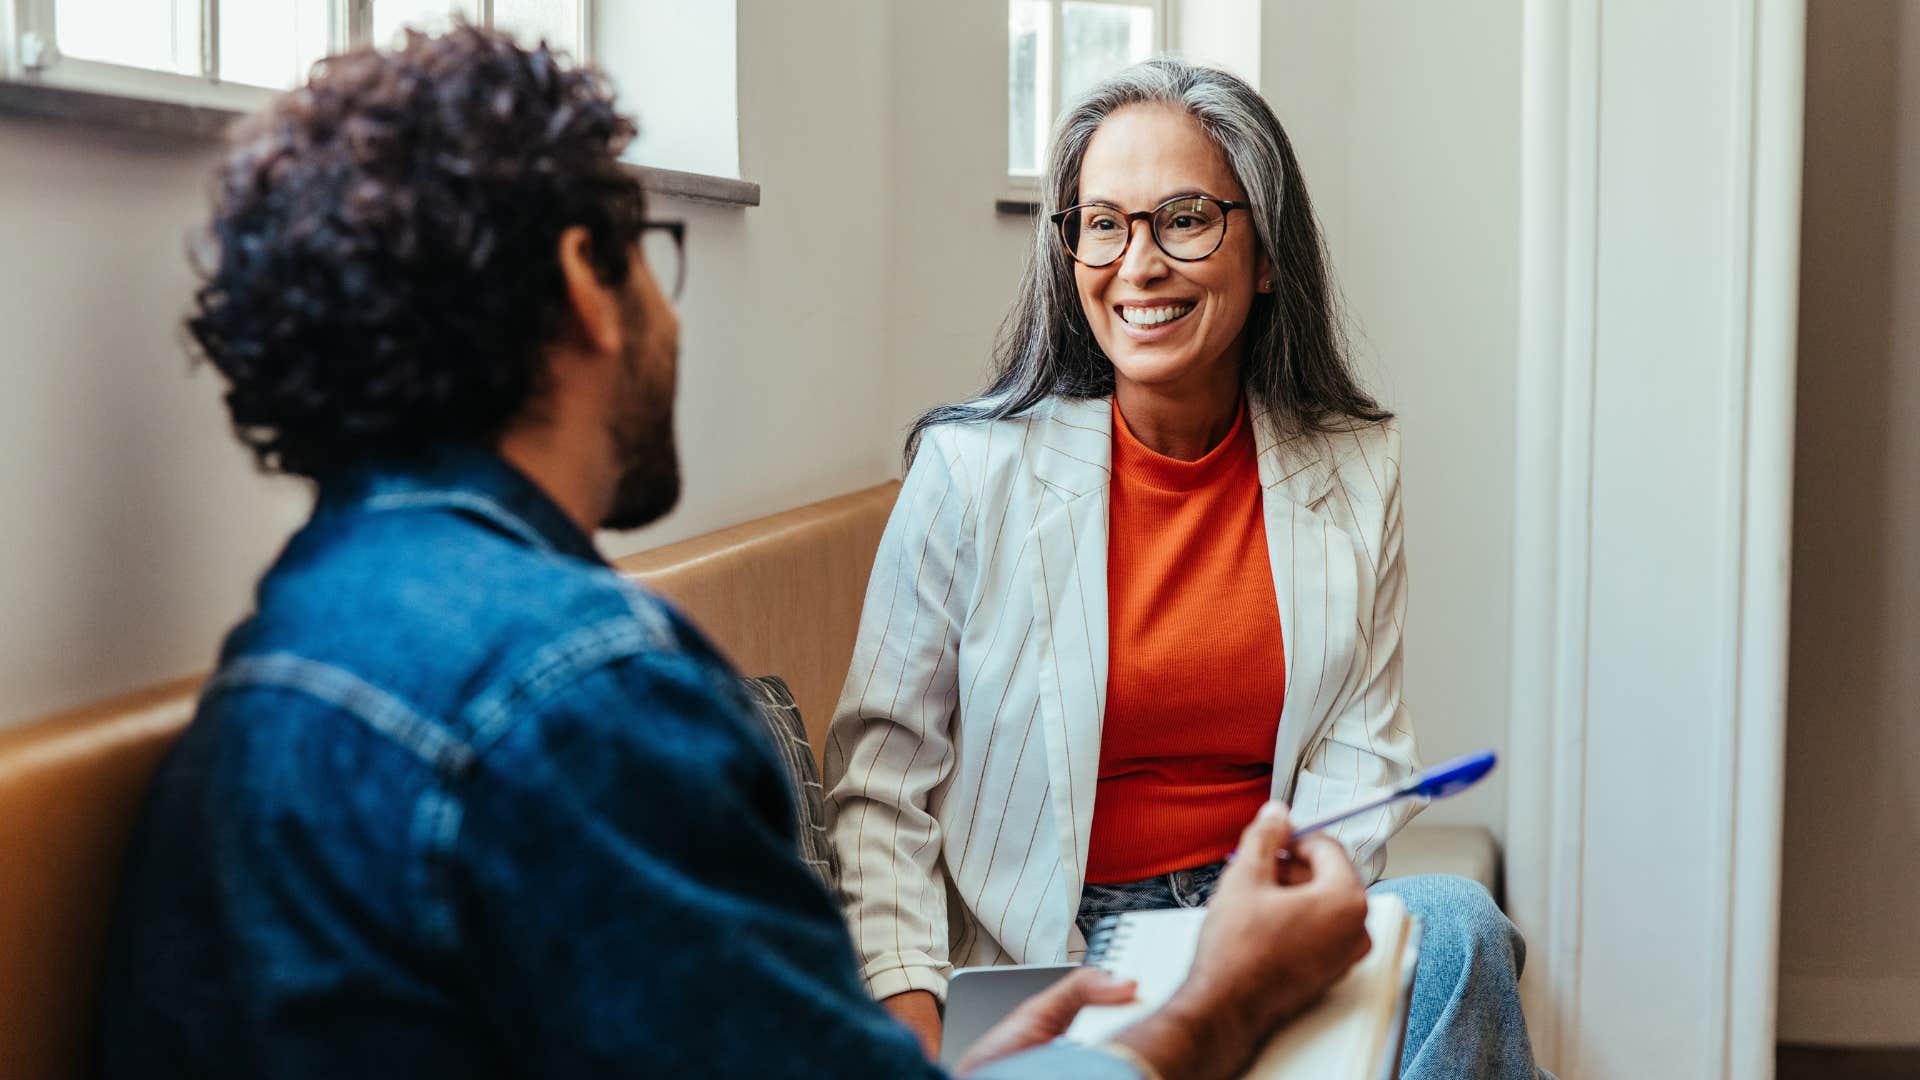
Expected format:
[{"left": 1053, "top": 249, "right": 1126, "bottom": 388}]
[
  {"left": 997, "top": 174, "right": 1043, "bottom": 216},
  {"left": 0, "top": 77, "right": 761, "bottom": 208}
]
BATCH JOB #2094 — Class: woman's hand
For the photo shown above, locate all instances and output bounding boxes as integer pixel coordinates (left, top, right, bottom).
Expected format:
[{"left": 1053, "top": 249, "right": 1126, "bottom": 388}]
[
  {"left": 953, "top": 968, "right": 1139, "bottom": 1075},
  {"left": 881, "top": 990, "right": 944, "bottom": 1060}
]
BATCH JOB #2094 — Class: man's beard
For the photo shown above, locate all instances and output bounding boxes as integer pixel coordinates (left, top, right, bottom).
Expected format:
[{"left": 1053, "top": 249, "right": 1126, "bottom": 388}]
[{"left": 600, "top": 340, "right": 681, "bottom": 532}]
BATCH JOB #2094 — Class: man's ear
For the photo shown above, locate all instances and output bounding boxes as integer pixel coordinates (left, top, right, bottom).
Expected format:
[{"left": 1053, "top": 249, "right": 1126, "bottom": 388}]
[{"left": 556, "top": 226, "right": 623, "bottom": 355}]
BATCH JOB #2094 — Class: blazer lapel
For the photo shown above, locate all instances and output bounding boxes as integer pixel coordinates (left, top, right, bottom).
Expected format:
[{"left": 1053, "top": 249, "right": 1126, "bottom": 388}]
[
  {"left": 1027, "top": 396, "right": 1111, "bottom": 934},
  {"left": 1253, "top": 407, "right": 1361, "bottom": 796}
]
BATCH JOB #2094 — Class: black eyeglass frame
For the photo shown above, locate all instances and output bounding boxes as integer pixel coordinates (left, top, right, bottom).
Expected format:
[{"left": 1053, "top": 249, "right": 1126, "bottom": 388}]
[
  {"left": 639, "top": 219, "right": 686, "bottom": 300},
  {"left": 1049, "top": 195, "right": 1253, "bottom": 268}
]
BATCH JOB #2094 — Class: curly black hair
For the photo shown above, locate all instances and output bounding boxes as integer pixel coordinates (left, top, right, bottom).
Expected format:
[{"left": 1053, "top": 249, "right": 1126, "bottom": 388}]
[{"left": 189, "top": 23, "right": 645, "bottom": 479}]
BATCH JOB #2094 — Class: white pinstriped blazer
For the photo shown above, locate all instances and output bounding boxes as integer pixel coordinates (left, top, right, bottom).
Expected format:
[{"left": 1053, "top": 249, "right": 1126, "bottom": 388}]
[{"left": 821, "top": 394, "right": 1420, "bottom": 1003}]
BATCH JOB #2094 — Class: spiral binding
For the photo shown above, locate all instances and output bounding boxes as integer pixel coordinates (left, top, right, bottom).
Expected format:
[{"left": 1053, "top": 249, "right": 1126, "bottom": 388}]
[{"left": 1082, "top": 913, "right": 1136, "bottom": 971}]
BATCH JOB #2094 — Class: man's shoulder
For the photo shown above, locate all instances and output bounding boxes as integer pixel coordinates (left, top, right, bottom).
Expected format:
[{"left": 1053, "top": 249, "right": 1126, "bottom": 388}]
[
  {"left": 229, "top": 507, "right": 711, "bottom": 764},
  {"left": 173, "top": 502, "right": 755, "bottom": 829}
]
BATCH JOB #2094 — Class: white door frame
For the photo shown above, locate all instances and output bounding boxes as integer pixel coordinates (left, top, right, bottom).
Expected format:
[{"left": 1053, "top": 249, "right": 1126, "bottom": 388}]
[{"left": 1506, "top": 1, "right": 1803, "bottom": 1077}]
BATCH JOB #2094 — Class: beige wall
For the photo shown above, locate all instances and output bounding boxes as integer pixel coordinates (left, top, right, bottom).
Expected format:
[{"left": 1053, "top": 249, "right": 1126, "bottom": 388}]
[
  {"left": 1274, "top": 0, "right": 1523, "bottom": 841},
  {"left": 884, "top": 1, "right": 1033, "bottom": 446},
  {"left": 0, "top": 119, "right": 311, "bottom": 727},
  {"left": 1778, "top": 0, "right": 1920, "bottom": 1046},
  {"left": 0, "top": 0, "right": 900, "bottom": 727},
  {"left": 601, "top": 0, "right": 897, "bottom": 559}
]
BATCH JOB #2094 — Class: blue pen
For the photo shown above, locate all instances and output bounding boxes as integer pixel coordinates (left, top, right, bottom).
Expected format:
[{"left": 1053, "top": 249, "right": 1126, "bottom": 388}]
[{"left": 1287, "top": 749, "right": 1499, "bottom": 845}]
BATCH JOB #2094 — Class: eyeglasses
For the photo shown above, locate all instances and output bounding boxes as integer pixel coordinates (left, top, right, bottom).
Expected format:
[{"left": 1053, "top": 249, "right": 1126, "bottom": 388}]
[
  {"left": 1050, "top": 195, "right": 1252, "bottom": 268},
  {"left": 640, "top": 220, "right": 686, "bottom": 300}
]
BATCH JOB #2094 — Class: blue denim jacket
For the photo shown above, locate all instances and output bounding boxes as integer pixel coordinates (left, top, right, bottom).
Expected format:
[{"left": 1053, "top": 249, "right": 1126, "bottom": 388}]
[{"left": 95, "top": 447, "right": 1130, "bottom": 1080}]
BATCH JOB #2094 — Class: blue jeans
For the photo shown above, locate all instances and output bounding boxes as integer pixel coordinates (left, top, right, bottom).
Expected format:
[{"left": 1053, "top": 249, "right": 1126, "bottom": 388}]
[{"left": 1078, "top": 866, "right": 1551, "bottom": 1080}]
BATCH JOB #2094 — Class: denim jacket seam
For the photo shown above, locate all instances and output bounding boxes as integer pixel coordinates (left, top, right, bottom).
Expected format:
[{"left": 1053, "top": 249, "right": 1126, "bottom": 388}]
[
  {"left": 361, "top": 490, "right": 554, "bottom": 553},
  {"left": 408, "top": 787, "right": 466, "bottom": 949},
  {"left": 207, "top": 654, "right": 476, "bottom": 775},
  {"left": 202, "top": 654, "right": 472, "bottom": 950},
  {"left": 462, "top": 603, "right": 677, "bottom": 754}
]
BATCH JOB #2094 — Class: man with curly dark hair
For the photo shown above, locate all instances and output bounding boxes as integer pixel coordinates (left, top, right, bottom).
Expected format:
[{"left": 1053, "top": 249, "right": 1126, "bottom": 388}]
[
  {"left": 186, "top": 20, "right": 679, "bottom": 526},
  {"left": 94, "top": 24, "right": 1374, "bottom": 1080}
]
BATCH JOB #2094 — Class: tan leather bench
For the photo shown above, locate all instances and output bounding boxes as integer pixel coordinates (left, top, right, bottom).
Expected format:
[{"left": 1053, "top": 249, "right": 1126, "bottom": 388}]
[
  {"left": 0, "top": 679, "right": 202, "bottom": 1080},
  {"left": 0, "top": 478, "right": 1492, "bottom": 1079}
]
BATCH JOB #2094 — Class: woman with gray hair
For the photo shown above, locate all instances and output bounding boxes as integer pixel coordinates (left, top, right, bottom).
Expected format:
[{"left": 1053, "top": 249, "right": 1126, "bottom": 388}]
[{"left": 825, "top": 59, "right": 1547, "bottom": 1079}]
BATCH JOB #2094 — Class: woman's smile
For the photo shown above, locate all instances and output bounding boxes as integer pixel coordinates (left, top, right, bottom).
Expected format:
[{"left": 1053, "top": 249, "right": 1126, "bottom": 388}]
[{"left": 1115, "top": 298, "right": 1200, "bottom": 340}]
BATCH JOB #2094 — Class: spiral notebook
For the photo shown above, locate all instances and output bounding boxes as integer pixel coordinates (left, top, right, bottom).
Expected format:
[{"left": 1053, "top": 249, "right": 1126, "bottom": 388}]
[{"left": 1067, "top": 895, "right": 1421, "bottom": 1080}]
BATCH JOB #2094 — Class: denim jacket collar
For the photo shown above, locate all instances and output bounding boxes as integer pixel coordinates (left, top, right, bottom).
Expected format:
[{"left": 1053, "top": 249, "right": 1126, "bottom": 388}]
[{"left": 316, "top": 443, "right": 604, "bottom": 566}]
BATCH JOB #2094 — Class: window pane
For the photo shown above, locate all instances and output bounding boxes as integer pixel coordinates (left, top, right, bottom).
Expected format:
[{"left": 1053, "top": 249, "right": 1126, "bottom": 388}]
[
  {"left": 1060, "top": 2, "right": 1155, "bottom": 109},
  {"left": 373, "top": 0, "right": 481, "bottom": 48},
  {"left": 493, "top": 0, "right": 583, "bottom": 56},
  {"left": 56, "top": 0, "right": 202, "bottom": 76},
  {"left": 220, "top": 0, "right": 335, "bottom": 89},
  {"left": 1008, "top": 0, "right": 1051, "bottom": 176}
]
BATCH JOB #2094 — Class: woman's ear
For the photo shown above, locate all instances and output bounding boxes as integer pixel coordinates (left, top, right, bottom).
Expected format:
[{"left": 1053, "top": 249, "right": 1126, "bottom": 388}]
[
  {"left": 555, "top": 226, "right": 623, "bottom": 355},
  {"left": 1255, "top": 252, "right": 1278, "bottom": 294}
]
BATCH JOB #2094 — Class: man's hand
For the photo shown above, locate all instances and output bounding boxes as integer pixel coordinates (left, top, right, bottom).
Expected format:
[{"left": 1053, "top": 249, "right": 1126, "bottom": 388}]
[
  {"left": 953, "top": 967, "right": 1139, "bottom": 1075},
  {"left": 1182, "top": 802, "right": 1373, "bottom": 1034},
  {"left": 881, "top": 990, "right": 944, "bottom": 1059},
  {"left": 1112, "top": 802, "right": 1371, "bottom": 1080}
]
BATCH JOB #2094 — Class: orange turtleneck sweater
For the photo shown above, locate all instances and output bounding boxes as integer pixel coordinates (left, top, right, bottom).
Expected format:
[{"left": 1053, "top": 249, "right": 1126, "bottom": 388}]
[{"left": 1084, "top": 398, "right": 1287, "bottom": 885}]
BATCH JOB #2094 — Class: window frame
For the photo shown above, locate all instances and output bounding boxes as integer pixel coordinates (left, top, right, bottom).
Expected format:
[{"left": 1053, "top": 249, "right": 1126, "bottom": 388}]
[
  {"left": 0, "top": 0, "right": 765, "bottom": 204},
  {"left": 1007, "top": 0, "right": 1170, "bottom": 200},
  {"left": 1, "top": 0, "right": 594, "bottom": 116}
]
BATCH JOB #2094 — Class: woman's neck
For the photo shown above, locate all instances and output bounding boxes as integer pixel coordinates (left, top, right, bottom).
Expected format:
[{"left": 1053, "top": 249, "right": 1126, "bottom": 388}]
[{"left": 1113, "top": 366, "right": 1244, "bottom": 462}]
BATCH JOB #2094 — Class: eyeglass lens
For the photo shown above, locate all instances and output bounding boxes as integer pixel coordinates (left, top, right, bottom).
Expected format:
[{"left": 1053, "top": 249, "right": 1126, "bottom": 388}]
[{"left": 1060, "top": 197, "right": 1227, "bottom": 266}]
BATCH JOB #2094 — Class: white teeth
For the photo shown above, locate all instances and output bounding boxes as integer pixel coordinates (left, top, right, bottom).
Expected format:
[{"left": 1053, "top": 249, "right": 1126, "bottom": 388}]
[{"left": 1121, "top": 303, "right": 1195, "bottom": 327}]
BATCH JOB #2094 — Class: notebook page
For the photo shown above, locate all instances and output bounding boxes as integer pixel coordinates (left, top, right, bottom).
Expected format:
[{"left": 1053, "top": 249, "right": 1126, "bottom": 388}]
[
  {"left": 1064, "top": 907, "right": 1208, "bottom": 1044},
  {"left": 1241, "top": 895, "right": 1411, "bottom": 1079},
  {"left": 1063, "top": 895, "right": 1411, "bottom": 1080}
]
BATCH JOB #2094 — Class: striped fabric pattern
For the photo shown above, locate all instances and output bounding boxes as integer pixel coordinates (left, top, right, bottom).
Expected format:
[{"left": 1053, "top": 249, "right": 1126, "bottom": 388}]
[
  {"left": 741, "top": 675, "right": 840, "bottom": 889},
  {"left": 822, "top": 395, "right": 1421, "bottom": 1003}
]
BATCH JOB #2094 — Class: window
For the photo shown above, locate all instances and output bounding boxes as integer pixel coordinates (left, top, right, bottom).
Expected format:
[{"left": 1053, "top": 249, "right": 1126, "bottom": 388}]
[
  {"left": 1008, "top": 0, "right": 1164, "bottom": 185},
  {"left": 593, "top": 0, "right": 739, "bottom": 182},
  {"left": 3, "top": 0, "right": 587, "bottom": 112},
  {"left": 1, "top": 0, "right": 754, "bottom": 202}
]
